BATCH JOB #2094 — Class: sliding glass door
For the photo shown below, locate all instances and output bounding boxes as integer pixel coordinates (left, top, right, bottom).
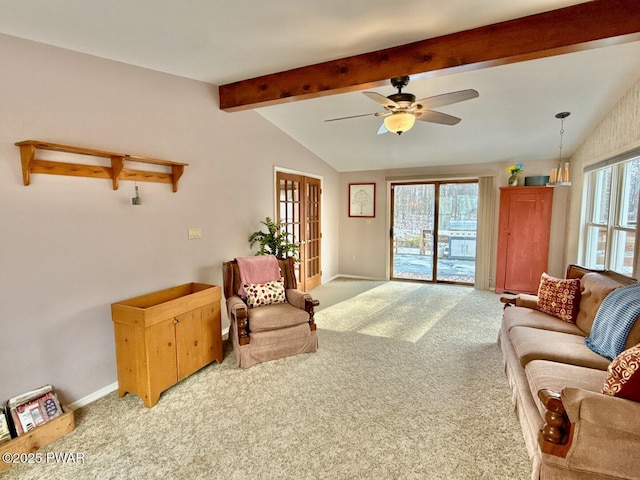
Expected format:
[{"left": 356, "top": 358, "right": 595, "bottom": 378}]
[{"left": 390, "top": 181, "right": 478, "bottom": 284}]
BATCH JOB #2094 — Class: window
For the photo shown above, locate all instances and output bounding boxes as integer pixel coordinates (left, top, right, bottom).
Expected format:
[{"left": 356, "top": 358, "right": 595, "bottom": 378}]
[{"left": 582, "top": 156, "right": 639, "bottom": 277}]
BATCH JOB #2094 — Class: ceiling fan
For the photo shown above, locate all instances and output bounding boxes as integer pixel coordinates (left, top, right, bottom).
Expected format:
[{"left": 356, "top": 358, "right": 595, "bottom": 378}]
[{"left": 325, "top": 76, "right": 479, "bottom": 135}]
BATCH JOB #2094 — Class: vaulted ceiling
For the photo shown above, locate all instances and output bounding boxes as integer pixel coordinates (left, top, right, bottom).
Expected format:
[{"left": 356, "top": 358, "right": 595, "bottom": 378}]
[{"left": 1, "top": 0, "right": 639, "bottom": 171}]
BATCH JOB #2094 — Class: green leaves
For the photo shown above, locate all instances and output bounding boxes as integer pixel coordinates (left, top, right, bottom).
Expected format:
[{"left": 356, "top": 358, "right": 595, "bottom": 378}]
[{"left": 248, "top": 217, "right": 300, "bottom": 260}]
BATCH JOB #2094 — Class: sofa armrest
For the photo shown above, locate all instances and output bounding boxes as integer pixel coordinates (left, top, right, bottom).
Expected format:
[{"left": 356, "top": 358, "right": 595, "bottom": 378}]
[
  {"left": 515, "top": 294, "right": 539, "bottom": 309},
  {"left": 500, "top": 293, "right": 539, "bottom": 309},
  {"left": 286, "top": 289, "right": 319, "bottom": 331},
  {"left": 562, "top": 387, "right": 640, "bottom": 435},
  {"left": 226, "top": 295, "right": 249, "bottom": 346},
  {"left": 539, "top": 387, "right": 640, "bottom": 478},
  {"left": 538, "top": 389, "right": 573, "bottom": 457}
]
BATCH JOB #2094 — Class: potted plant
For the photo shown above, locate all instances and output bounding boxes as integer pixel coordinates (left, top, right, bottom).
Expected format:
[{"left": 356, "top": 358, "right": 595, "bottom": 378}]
[{"left": 248, "top": 217, "right": 299, "bottom": 260}]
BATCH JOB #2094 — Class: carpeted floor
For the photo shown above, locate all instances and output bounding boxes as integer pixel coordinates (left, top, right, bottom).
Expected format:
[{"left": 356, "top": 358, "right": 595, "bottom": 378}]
[{"left": 1, "top": 279, "right": 531, "bottom": 480}]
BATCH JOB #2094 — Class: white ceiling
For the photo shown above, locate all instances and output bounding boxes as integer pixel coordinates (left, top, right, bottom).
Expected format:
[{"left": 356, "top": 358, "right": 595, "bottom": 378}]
[{"left": 1, "top": 0, "right": 640, "bottom": 172}]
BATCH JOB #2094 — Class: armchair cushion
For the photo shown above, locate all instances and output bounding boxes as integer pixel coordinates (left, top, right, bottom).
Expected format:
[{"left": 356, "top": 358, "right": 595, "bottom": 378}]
[
  {"left": 248, "top": 303, "right": 310, "bottom": 332},
  {"left": 537, "top": 273, "right": 581, "bottom": 323},
  {"left": 244, "top": 277, "right": 286, "bottom": 308}
]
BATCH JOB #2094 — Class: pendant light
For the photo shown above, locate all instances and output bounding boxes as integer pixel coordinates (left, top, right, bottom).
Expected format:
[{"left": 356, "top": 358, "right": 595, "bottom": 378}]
[{"left": 547, "top": 112, "right": 572, "bottom": 187}]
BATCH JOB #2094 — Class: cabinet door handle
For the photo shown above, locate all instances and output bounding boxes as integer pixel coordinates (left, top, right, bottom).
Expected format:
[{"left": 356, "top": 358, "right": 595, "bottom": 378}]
[{"left": 174, "top": 317, "right": 179, "bottom": 324}]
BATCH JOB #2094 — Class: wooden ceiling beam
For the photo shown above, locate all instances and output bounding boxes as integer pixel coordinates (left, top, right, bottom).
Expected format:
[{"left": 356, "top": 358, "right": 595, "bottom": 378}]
[{"left": 218, "top": 0, "right": 640, "bottom": 112}]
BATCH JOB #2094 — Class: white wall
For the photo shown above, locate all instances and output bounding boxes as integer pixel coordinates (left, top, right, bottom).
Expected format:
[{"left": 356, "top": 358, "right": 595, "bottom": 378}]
[{"left": 0, "top": 34, "right": 339, "bottom": 404}]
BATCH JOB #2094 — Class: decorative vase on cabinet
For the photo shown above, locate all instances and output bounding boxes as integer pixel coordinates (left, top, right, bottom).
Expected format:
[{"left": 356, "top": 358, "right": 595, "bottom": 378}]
[{"left": 111, "top": 283, "right": 223, "bottom": 407}]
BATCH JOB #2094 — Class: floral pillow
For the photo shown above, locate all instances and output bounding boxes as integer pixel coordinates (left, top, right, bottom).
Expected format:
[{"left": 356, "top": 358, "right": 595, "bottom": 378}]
[
  {"left": 244, "top": 277, "right": 286, "bottom": 308},
  {"left": 537, "top": 273, "right": 581, "bottom": 323},
  {"left": 602, "top": 344, "right": 640, "bottom": 402}
]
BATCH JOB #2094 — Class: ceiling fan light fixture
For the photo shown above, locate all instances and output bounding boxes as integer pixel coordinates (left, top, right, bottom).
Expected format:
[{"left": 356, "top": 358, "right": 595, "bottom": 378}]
[{"left": 384, "top": 112, "right": 415, "bottom": 135}]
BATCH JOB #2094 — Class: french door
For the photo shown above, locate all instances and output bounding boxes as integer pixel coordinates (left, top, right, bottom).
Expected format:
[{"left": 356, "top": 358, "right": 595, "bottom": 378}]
[
  {"left": 276, "top": 171, "right": 322, "bottom": 291},
  {"left": 390, "top": 181, "right": 478, "bottom": 284}
]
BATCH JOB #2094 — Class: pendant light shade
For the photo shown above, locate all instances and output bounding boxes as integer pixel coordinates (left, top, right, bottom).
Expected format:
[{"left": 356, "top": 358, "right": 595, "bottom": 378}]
[{"left": 384, "top": 113, "right": 416, "bottom": 135}]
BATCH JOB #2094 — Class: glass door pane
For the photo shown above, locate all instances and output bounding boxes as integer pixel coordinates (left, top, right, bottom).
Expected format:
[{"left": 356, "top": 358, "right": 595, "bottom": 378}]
[
  {"left": 305, "top": 177, "right": 322, "bottom": 290},
  {"left": 436, "top": 183, "right": 478, "bottom": 283},
  {"left": 391, "top": 183, "right": 435, "bottom": 281}
]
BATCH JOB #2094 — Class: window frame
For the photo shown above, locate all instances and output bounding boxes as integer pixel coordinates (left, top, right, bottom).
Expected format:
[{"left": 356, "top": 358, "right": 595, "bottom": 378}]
[{"left": 580, "top": 155, "right": 639, "bottom": 278}]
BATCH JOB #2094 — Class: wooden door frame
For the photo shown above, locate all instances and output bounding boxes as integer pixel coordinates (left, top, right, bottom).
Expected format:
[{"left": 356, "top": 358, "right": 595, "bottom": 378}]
[{"left": 274, "top": 167, "right": 323, "bottom": 291}]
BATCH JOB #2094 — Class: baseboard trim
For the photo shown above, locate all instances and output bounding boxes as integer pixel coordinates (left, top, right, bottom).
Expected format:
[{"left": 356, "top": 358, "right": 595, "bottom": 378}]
[
  {"left": 329, "top": 274, "right": 385, "bottom": 281},
  {"left": 66, "top": 381, "right": 118, "bottom": 411},
  {"left": 66, "top": 326, "right": 231, "bottom": 411}
]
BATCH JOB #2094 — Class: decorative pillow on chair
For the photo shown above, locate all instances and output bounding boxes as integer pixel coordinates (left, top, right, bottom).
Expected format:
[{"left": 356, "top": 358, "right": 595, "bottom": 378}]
[
  {"left": 537, "top": 273, "right": 581, "bottom": 323},
  {"left": 244, "top": 277, "right": 286, "bottom": 308},
  {"left": 602, "top": 344, "right": 640, "bottom": 402}
]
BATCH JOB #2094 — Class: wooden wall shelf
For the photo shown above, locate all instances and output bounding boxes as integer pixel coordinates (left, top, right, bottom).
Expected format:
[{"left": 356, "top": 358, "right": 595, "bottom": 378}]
[{"left": 16, "top": 140, "right": 188, "bottom": 192}]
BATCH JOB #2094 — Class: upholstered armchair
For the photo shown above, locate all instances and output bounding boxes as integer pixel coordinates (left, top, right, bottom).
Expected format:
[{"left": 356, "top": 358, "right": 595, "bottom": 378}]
[{"left": 222, "top": 257, "right": 319, "bottom": 368}]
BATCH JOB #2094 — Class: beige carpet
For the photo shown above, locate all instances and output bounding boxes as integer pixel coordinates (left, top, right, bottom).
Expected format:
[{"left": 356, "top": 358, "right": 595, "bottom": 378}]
[{"left": 2, "top": 279, "right": 530, "bottom": 480}]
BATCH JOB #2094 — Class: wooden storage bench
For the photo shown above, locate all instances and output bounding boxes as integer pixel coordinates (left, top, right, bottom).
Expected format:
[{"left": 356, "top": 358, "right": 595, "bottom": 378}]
[{"left": 111, "top": 283, "right": 223, "bottom": 407}]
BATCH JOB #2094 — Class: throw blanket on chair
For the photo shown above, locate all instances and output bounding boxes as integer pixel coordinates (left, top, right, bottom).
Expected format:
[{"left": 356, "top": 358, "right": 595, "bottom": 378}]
[
  {"left": 235, "top": 255, "right": 281, "bottom": 297},
  {"left": 585, "top": 282, "right": 640, "bottom": 360}
]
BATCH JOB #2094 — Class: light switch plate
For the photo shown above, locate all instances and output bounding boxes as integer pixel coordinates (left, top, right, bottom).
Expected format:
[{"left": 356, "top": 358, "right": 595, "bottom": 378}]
[{"left": 188, "top": 227, "right": 202, "bottom": 239}]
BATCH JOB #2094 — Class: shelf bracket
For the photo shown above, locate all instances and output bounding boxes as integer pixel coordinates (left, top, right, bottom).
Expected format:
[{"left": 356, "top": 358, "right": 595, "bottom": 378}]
[
  {"left": 19, "top": 144, "right": 35, "bottom": 186},
  {"left": 172, "top": 165, "right": 184, "bottom": 193},
  {"left": 111, "top": 156, "right": 124, "bottom": 190}
]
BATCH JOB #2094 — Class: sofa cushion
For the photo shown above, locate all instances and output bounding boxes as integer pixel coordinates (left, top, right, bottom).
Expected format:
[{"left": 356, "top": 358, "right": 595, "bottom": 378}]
[
  {"left": 248, "top": 302, "right": 309, "bottom": 332},
  {"left": 510, "top": 326, "right": 611, "bottom": 370},
  {"left": 525, "top": 359, "right": 606, "bottom": 418},
  {"left": 502, "top": 306, "right": 584, "bottom": 336},
  {"left": 575, "top": 272, "right": 623, "bottom": 336},
  {"left": 244, "top": 277, "right": 286, "bottom": 308},
  {"left": 602, "top": 343, "right": 640, "bottom": 402},
  {"left": 537, "top": 273, "right": 581, "bottom": 323}
]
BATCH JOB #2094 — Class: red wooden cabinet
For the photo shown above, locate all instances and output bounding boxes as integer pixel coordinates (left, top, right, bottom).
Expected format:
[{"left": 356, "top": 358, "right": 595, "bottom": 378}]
[{"left": 496, "top": 186, "right": 553, "bottom": 294}]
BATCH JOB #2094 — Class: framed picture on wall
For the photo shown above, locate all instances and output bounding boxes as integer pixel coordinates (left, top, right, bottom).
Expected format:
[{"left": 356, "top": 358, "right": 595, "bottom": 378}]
[{"left": 349, "top": 183, "right": 376, "bottom": 218}]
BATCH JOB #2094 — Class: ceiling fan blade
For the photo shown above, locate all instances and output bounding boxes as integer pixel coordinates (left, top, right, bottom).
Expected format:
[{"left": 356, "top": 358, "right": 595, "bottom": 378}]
[
  {"left": 415, "top": 110, "right": 461, "bottom": 126},
  {"left": 377, "top": 122, "right": 389, "bottom": 135},
  {"left": 413, "top": 89, "right": 479, "bottom": 110},
  {"left": 363, "top": 91, "right": 400, "bottom": 109},
  {"left": 324, "top": 113, "right": 378, "bottom": 122}
]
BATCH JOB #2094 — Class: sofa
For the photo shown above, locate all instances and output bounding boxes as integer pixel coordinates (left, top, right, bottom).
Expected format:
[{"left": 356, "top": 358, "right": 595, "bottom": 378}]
[{"left": 498, "top": 264, "right": 640, "bottom": 480}]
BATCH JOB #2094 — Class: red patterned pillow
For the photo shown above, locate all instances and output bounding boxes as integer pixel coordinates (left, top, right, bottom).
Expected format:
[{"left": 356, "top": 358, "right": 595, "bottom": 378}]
[
  {"left": 244, "top": 277, "right": 286, "bottom": 308},
  {"left": 602, "top": 344, "right": 640, "bottom": 402},
  {"left": 537, "top": 273, "right": 581, "bottom": 323}
]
